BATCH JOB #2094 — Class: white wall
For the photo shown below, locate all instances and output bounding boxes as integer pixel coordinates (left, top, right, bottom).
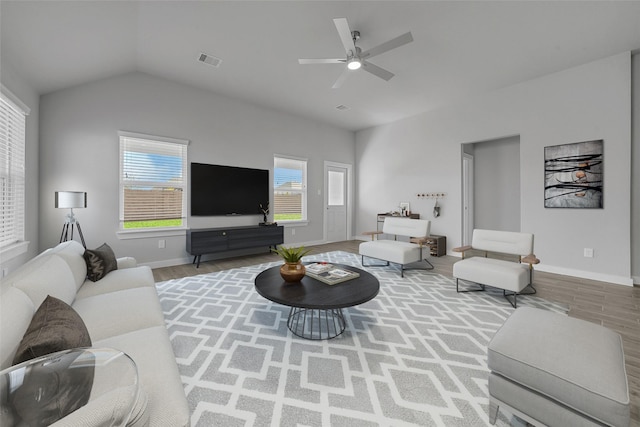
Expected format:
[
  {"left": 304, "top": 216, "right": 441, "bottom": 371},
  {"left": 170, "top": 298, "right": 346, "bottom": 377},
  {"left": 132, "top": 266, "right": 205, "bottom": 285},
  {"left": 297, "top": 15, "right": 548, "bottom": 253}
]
[
  {"left": 39, "top": 72, "right": 355, "bottom": 266},
  {"left": 356, "top": 52, "right": 632, "bottom": 286},
  {"left": 0, "top": 63, "right": 40, "bottom": 273},
  {"left": 472, "top": 136, "right": 520, "bottom": 232}
]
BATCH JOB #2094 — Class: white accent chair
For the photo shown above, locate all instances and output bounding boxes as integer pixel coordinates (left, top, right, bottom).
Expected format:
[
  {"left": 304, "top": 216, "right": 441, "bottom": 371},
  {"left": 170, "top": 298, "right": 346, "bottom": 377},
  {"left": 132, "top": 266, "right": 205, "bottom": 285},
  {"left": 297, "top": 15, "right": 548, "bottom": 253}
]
[
  {"left": 453, "top": 229, "right": 539, "bottom": 308},
  {"left": 359, "top": 217, "right": 433, "bottom": 277}
]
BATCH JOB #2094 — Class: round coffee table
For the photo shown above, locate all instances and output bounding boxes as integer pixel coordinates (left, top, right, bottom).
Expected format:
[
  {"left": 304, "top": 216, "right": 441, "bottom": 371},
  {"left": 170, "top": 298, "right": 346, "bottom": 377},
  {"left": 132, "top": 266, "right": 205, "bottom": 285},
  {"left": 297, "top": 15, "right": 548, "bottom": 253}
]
[{"left": 254, "top": 263, "right": 379, "bottom": 340}]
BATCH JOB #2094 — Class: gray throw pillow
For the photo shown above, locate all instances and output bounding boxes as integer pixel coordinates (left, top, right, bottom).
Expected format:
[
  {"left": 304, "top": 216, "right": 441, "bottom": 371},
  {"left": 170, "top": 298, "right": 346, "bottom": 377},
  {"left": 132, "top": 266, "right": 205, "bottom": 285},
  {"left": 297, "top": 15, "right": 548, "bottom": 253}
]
[
  {"left": 12, "top": 295, "right": 92, "bottom": 365},
  {"left": 83, "top": 243, "right": 118, "bottom": 282}
]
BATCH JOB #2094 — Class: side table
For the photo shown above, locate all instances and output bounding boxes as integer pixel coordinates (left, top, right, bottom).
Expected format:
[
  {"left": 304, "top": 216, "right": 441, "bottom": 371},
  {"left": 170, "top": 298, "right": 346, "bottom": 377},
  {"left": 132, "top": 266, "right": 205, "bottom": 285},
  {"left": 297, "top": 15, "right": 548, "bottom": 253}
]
[{"left": 0, "top": 348, "right": 141, "bottom": 427}]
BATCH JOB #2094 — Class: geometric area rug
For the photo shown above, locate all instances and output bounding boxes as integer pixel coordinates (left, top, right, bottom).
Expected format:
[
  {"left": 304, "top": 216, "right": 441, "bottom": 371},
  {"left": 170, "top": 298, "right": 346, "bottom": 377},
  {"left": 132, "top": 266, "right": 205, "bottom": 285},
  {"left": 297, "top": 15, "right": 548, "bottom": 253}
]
[{"left": 156, "top": 251, "right": 567, "bottom": 427}]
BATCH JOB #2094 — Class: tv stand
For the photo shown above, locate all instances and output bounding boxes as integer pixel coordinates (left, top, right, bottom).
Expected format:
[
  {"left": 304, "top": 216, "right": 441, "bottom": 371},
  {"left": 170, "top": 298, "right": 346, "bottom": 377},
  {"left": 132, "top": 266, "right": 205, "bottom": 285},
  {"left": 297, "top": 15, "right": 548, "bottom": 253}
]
[{"left": 187, "top": 225, "right": 284, "bottom": 267}]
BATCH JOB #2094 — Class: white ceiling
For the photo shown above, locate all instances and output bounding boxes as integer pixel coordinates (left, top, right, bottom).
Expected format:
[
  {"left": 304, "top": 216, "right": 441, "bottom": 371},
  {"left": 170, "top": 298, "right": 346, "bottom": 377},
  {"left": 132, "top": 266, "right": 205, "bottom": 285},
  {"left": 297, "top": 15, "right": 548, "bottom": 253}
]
[{"left": 2, "top": 1, "right": 640, "bottom": 132}]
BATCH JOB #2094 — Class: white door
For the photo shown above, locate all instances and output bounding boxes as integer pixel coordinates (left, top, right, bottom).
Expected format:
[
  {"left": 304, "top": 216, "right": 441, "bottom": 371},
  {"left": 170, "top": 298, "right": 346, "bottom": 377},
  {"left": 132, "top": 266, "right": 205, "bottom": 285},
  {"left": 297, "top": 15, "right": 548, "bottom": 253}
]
[
  {"left": 462, "top": 153, "right": 474, "bottom": 246},
  {"left": 325, "top": 164, "right": 348, "bottom": 242}
]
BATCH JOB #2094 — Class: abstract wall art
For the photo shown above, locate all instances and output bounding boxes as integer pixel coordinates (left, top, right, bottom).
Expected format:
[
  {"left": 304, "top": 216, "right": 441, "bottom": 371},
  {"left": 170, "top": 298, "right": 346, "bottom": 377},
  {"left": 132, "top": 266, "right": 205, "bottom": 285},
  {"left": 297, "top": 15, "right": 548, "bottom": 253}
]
[{"left": 544, "top": 140, "right": 603, "bottom": 208}]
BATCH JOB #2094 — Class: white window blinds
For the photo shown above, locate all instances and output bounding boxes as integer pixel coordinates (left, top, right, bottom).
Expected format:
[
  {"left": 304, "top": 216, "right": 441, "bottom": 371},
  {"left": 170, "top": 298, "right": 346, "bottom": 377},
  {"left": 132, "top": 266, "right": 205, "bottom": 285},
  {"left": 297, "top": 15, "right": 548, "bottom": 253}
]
[
  {"left": 119, "top": 132, "right": 188, "bottom": 230},
  {"left": 0, "top": 89, "right": 28, "bottom": 249}
]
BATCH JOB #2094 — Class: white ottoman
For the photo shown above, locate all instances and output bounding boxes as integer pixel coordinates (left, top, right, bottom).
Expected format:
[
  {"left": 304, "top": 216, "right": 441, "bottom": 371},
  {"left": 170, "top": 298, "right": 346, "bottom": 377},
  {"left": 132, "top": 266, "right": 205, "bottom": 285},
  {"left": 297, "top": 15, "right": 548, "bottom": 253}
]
[{"left": 488, "top": 307, "right": 630, "bottom": 426}]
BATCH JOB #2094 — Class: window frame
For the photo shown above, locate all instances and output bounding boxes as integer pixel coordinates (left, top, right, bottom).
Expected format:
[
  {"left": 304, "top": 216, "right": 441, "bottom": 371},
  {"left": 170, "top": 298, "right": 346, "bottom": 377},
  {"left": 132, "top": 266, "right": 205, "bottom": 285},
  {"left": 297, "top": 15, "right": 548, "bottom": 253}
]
[
  {"left": 0, "top": 85, "right": 30, "bottom": 261},
  {"left": 117, "top": 131, "right": 189, "bottom": 239},
  {"left": 273, "top": 155, "right": 308, "bottom": 225}
]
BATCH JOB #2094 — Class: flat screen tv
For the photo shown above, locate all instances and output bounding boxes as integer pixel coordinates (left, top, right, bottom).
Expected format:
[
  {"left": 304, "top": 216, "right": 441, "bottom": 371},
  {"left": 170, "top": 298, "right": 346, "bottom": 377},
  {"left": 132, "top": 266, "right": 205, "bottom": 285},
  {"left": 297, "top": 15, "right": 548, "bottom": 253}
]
[{"left": 191, "top": 163, "right": 269, "bottom": 216}]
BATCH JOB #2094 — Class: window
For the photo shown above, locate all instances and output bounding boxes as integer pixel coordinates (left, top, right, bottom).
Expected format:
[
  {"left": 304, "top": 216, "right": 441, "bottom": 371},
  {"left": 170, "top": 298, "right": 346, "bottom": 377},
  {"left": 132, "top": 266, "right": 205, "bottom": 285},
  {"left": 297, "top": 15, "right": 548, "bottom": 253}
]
[
  {"left": 119, "top": 132, "right": 188, "bottom": 232},
  {"left": 0, "top": 86, "right": 29, "bottom": 254},
  {"left": 273, "top": 156, "right": 307, "bottom": 222}
]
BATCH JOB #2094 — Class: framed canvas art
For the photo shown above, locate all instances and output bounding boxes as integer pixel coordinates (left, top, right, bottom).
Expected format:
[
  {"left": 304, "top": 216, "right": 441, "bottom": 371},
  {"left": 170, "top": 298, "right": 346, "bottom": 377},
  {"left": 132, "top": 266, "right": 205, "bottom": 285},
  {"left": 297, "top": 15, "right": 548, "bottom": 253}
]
[{"left": 544, "top": 140, "right": 603, "bottom": 208}]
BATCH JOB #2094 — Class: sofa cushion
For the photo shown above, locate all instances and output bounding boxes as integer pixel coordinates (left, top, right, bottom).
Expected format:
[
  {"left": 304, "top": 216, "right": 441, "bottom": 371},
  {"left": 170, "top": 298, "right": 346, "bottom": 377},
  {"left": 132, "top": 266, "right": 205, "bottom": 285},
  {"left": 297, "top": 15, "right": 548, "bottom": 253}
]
[
  {"left": 75, "top": 266, "right": 155, "bottom": 300},
  {"left": 0, "top": 287, "right": 35, "bottom": 369},
  {"left": 488, "top": 307, "right": 630, "bottom": 427},
  {"left": 49, "top": 240, "right": 89, "bottom": 290},
  {"left": 84, "top": 243, "right": 118, "bottom": 282},
  {"left": 12, "top": 255, "right": 77, "bottom": 307},
  {"left": 13, "top": 295, "right": 92, "bottom": 365},
  {"left": 94, "top": 326, "right": 190, "bottom": 427},
  {"left": 453, "top": 256, "right": 530, "bottom": 293},
  {"left": 72, "top": 287, "right": 166, "bottom": 342},
  {"left": 360, "top": 240, "right": 421, "bottom": 265}
]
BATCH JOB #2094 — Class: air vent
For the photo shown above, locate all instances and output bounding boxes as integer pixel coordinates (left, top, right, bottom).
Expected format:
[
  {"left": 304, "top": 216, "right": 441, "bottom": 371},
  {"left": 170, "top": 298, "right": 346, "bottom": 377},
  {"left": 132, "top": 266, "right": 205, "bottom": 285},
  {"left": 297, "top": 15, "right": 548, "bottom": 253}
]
[
  {"left": 198, "top": 53, "right": 222, "bottom": 68},
  {"left": 335, "top": 104, "right": 350, "bottom": 111}
]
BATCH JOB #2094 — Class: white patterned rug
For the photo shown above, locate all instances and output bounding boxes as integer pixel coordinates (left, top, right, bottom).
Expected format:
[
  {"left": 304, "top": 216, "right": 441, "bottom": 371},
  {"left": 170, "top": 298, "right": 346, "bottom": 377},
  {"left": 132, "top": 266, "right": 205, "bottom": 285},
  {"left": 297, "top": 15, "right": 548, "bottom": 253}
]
[{"left": 156, "top": 251, "right": 567, "bottom": 427}]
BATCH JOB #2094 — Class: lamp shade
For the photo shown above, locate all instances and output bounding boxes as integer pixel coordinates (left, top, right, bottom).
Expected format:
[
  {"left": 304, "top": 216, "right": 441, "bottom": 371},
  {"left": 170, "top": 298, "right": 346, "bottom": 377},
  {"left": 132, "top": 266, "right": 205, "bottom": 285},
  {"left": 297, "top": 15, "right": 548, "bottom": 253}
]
[{"left": 55, "top": 191, "right": 87, "bottom": 209}]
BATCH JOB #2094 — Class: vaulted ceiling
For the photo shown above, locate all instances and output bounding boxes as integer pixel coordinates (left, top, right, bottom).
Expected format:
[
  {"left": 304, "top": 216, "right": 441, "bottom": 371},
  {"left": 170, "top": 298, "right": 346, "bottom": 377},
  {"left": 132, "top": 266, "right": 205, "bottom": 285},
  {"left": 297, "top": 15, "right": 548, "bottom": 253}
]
[{"left": 2, "top": 1, "right": 640, "bottom": 131}]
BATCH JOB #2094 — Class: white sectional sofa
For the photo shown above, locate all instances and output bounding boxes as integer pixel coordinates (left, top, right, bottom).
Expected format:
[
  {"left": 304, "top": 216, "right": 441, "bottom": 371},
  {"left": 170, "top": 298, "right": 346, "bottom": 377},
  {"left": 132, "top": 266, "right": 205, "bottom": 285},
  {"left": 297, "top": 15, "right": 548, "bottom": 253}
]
[{"left": 0, "top": 241, "right": 190, "bottom": 426}]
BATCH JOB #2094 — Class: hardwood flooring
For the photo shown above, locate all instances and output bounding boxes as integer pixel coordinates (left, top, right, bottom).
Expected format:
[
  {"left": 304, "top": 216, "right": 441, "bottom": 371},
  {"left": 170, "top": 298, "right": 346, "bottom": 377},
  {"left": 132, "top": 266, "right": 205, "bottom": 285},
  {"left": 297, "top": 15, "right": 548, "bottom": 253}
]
[{"left": 153, "top": 240, "right": 640, "bottom": 425}]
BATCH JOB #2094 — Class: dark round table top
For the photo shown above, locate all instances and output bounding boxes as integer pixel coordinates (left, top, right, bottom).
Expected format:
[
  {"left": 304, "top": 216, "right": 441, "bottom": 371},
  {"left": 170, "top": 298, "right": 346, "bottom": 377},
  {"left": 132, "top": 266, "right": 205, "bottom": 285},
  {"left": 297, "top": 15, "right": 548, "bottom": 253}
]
[{"left": 254, "top": 263, "right": 380, "bottom": 310}]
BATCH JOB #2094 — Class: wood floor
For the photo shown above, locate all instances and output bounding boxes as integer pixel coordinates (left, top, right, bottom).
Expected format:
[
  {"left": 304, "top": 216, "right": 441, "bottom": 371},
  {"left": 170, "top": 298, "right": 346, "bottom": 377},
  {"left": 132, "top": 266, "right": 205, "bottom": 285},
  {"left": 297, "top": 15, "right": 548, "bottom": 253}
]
[{"left": 153, "top": 240, "right": 640, "bottom": 425}]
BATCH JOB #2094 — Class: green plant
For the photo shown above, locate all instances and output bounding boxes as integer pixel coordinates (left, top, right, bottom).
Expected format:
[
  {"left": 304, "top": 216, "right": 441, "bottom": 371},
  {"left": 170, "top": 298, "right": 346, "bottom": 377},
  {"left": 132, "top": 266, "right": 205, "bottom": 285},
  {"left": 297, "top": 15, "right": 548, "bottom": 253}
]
[{"left": 271, "top": 245, "right": 311, "bottom": 263}]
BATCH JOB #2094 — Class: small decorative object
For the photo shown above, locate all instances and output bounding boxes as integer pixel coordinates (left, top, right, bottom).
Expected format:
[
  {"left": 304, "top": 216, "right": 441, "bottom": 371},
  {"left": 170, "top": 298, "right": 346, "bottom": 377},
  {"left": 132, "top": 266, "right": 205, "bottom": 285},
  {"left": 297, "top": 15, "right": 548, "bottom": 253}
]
[
  {"left": 544, "top": 140, "right": 603, "bottom": 208},
  {"left": 259, "top": 202, "right": 269, "bottom": 224},
  {"left": 433, "top": 199, "right": 440, "bottom": 217},
  {"left": 399, "top": 202, "right": 410, "bottom": 217},
  {"left": 272, "top": 245, "right": 311, "bottom": 283}
]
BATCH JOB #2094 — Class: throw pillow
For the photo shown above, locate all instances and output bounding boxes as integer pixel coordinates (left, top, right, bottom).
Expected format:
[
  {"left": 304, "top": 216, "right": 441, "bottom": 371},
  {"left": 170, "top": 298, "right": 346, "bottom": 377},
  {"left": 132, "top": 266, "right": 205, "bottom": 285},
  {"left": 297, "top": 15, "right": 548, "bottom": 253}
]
[
  {"left": 12, "top": 295, "right": 92, "bottom": 365},
  {"left": 83, "top": 242, "right": 118, "bottom": 282}
]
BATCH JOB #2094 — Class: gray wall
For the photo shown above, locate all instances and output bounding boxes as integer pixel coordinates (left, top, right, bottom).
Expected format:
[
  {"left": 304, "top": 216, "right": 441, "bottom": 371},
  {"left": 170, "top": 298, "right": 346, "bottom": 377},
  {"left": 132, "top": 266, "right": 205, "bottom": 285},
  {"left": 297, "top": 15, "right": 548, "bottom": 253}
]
[
  {"left": 356, "top": 52, "right": 633, "bottom": 286},
  {"left": 472, "top": 136, "right": 520, "bottom": 232},
  {"left": 39, "top": 72, "right": 355, "bottom": 267},
  {"left": 633, "top": 53, "right": 640, "bottom": 284},
  {"left": 0, "top": 63, "right": 40, "bottom": 272}
]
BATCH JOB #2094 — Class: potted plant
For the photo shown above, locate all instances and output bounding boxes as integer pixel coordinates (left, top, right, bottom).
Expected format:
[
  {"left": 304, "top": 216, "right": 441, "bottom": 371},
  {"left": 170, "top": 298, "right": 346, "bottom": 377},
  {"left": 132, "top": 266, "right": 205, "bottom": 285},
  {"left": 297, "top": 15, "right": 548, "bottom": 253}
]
[{"left": 272, "top": 245, "right": 311, "bottom": 282}]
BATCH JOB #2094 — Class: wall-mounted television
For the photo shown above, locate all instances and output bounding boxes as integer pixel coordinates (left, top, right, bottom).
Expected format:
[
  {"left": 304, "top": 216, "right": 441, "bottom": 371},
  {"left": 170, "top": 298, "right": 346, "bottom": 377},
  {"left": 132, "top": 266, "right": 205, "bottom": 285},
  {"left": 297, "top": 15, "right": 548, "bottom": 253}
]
[{"left": 191, "top": 162, "right": 269, "bottom": 216}]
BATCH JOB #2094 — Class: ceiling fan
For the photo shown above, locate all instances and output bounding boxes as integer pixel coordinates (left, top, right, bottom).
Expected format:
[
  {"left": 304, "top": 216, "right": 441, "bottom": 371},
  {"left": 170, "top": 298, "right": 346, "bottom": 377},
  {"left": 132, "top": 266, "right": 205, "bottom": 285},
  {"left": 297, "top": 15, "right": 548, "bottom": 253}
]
[{"left": 298, "top": 18, "right": 413, "bottom": 89}]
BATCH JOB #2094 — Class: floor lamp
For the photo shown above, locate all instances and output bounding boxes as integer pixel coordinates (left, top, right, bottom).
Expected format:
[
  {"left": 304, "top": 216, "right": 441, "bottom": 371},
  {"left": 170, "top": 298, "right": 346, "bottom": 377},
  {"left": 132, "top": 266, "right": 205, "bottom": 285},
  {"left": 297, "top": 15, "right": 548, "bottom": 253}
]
[{"left": 56, "top": 191, "right": 87, "bottom": 248}]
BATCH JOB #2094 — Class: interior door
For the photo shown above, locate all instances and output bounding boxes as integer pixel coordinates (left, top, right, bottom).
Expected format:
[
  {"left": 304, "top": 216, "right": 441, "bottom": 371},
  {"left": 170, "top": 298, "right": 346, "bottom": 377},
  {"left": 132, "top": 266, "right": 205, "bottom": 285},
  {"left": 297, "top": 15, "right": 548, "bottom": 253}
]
[{"left": 325, "top": 165, "right": 348, "bottom": 242}]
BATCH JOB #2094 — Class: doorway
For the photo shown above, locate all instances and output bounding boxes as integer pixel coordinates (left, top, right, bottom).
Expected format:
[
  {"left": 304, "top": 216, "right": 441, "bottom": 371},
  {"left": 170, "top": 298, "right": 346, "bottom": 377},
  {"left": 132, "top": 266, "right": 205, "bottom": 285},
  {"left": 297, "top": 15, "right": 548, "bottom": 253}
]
[{"left": 324, "top": 161, "right": 352, "bottom": 243}]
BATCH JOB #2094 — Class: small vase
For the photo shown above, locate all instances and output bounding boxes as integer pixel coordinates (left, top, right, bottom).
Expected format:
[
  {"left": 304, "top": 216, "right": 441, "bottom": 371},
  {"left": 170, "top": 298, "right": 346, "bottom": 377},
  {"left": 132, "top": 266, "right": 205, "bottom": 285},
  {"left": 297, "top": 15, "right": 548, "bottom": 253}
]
[{"left": 280, "top": 262, "right": 306, "bottom": 283}]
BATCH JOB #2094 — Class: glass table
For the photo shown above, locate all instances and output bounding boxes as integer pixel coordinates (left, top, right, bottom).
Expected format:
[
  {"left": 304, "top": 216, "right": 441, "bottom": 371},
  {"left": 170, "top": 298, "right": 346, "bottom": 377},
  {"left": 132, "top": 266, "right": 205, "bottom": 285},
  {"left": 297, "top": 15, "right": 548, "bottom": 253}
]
[{"left": 1, "top": 347, "right": 141, "bottom": 427}]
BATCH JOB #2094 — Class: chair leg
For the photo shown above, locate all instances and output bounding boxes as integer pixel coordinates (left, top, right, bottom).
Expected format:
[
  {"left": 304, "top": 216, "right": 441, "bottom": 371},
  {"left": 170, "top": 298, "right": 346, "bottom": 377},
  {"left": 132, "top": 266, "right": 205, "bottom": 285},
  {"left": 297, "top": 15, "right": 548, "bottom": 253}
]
[
  {"left": 456, "top": 278, "right": 486, "bottom": 293},
  {"left": 489, "top": 399, "right": 500, "bottom": 425}
]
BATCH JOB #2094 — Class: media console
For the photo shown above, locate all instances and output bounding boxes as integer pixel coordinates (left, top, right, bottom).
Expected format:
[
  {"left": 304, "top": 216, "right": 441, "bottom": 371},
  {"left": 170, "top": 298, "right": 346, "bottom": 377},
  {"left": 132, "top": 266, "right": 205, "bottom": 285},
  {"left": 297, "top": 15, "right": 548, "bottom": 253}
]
[{"left": 187, "top": 225, "right": 284, "bottom": 267}]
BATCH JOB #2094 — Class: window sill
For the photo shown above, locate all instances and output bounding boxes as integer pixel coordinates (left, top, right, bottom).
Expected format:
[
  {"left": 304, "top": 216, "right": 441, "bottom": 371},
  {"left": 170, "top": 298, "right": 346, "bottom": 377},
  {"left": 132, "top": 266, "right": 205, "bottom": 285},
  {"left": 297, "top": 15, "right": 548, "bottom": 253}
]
[
  {"left": 116, "top": 227, "right": 187, "bottom": 240},
  {"left": 0, "top": 241, "right": 30, "bottom": 262},
  {"left": 278, "top": 221, "right": 309, "bottom": 227}
]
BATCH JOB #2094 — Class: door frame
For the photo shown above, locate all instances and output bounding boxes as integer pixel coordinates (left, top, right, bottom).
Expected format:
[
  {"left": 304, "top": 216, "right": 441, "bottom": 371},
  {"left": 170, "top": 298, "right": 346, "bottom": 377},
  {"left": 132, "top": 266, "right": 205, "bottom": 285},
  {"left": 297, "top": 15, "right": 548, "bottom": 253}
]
[
  {"left": 323, "top": 161, "right": 353, "bottom": 242},
  {"left": 462, "top": 153, "right": 474, "bottom": 246}
]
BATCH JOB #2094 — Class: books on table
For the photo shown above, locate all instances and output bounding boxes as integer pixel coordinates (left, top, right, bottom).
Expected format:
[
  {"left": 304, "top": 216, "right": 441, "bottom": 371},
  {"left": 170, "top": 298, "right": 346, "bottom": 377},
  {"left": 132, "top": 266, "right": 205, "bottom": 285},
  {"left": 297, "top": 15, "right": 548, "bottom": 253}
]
[{"left": 305, "top": 263, "right": 360, "bottom": 285}]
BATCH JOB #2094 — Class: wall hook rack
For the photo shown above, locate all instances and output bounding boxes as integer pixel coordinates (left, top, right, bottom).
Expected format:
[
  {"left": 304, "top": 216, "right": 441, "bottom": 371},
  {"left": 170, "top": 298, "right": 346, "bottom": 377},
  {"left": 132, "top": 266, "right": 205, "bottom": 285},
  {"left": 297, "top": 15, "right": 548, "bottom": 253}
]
[{"left": 416, "top": 192, "right": 446, "bottom": 199}]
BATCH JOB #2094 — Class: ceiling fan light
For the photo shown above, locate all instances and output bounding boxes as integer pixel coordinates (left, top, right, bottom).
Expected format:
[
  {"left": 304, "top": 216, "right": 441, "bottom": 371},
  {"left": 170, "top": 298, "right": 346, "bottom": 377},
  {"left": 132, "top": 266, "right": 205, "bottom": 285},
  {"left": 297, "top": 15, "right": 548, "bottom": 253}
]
[{"left": 347, "top": 58, "right": 361, "bottom": 70}]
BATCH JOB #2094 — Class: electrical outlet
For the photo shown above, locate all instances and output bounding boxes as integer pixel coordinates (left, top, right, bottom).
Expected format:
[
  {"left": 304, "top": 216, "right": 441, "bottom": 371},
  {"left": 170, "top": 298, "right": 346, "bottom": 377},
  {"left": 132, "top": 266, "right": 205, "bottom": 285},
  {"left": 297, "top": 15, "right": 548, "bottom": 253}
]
[
  {"left": 291, "top": 228, "right": 296, "bottom": 236},
  {"left": 584, "top": 248, "right": 594, "bottom": 258},
  {"left": 158, "top": 239, "right": 166, "bottom": 249}
]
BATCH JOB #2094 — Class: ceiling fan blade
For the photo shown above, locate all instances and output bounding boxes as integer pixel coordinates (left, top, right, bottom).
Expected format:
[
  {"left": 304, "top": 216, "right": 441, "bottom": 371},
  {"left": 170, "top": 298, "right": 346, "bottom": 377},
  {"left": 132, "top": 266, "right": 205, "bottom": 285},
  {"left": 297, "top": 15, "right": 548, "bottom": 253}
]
[
  {"left": 333, "top": 18, "right": 356, "bottom": 56},
  {"left": 362, "top": 61, "right": 395, "bottom": 81},
  {"left": 332, "top": 68, "right": 351, "bottom": 89},
  {"left": 360, "top": 32, "right": 413, "bottom": 59},
  {"left": 298, "top": 58, "right": 345, "bottom": 65}
]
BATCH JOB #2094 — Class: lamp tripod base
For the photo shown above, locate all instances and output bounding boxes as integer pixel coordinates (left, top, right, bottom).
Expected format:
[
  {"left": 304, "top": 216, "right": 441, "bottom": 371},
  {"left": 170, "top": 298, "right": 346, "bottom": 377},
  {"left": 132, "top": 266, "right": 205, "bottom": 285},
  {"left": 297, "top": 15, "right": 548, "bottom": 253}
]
[{"left": 60, "top": 221, "right": 86, "bottom": 248}]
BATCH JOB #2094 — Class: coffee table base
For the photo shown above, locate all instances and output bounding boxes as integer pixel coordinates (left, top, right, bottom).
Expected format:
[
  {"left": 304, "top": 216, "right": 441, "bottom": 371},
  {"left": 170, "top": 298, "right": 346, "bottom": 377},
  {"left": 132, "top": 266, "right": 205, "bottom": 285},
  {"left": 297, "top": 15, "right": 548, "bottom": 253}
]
[{"left": 287, "top": 307, "right": 346, "bottom": 340}]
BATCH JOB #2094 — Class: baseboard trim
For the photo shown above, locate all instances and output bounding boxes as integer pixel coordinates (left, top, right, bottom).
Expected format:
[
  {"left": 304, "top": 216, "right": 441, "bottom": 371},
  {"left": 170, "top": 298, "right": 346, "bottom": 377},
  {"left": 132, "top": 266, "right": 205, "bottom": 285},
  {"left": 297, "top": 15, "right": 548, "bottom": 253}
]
[{"left": 535, "top": 264, "right": 633, "bottom": 287}]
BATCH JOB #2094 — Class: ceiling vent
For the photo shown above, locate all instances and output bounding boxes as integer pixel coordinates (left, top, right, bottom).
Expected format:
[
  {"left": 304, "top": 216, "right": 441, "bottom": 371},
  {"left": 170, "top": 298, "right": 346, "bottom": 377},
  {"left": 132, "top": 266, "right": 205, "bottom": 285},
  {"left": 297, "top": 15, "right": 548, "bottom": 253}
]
[
  {"left": 335, "top": 104, "right": 350, "bottom": 111},
  {"left": 198, "top": 53, "right": 222, "bottom": 68}
]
